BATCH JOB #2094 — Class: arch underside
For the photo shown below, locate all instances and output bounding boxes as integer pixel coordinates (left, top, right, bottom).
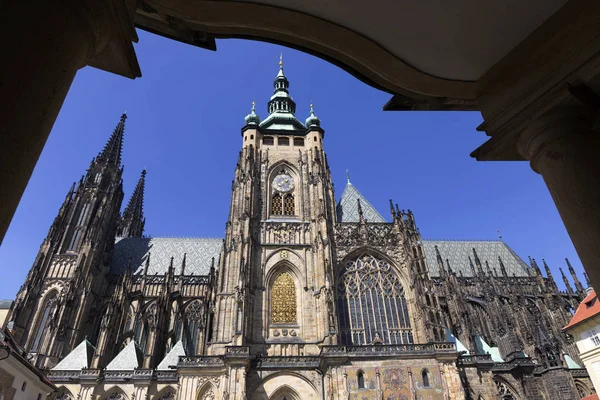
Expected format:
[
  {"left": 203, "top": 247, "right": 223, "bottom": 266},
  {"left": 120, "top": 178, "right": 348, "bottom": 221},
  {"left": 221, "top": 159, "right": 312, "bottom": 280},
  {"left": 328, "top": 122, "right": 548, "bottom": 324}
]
[{"left": 138, "top": 0, "right": 483, "bottom": 103}]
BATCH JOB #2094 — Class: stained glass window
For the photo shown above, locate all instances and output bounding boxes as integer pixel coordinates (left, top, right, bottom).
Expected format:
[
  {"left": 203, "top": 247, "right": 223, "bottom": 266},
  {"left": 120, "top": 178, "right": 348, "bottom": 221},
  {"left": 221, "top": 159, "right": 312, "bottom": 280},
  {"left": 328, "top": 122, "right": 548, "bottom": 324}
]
[
  {"left": 31, "top": 295, "right": 57, "bottom": 352},
  {"left": 271, "top": 272, "right": 297, "bottom": 324},
  {"left": 272, "top": 193, "right": 282, "bottom": 215},
  {"left": 283, "top": 194, "right": 294, "bottom": 216},
  {"left": 183, "top": 300, "right": 203, "bottom": 355},
  {"left": 336, "top": 254, "right": 412, "bottom": 345}
]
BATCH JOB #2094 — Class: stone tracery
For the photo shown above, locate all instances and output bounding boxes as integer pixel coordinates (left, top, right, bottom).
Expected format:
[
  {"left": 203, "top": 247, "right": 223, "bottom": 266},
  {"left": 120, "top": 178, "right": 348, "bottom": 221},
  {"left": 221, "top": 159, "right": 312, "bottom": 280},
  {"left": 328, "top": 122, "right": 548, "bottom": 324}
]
[{"left": 336, "top": 253, "right": 413, "bottom": 345}]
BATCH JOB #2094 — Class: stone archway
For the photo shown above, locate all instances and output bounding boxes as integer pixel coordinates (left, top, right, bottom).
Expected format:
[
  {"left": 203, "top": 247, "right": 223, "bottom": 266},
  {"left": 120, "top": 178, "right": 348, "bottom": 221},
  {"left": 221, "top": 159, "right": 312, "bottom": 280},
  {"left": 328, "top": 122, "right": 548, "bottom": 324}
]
[
  {"left": 269, "top": 385, "right": 301, "bottom": 400},
  {"left": 251, "top": 373, "right": 319, "bottom": 400}
]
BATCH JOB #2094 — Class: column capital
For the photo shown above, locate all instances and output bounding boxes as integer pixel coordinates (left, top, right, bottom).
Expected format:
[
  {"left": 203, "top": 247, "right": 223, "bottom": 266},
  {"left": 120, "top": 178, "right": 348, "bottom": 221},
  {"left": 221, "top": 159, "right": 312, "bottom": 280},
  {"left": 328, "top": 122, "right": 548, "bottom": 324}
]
[{"left": 517, "top": 105, "right": 597, "bottom": 173}]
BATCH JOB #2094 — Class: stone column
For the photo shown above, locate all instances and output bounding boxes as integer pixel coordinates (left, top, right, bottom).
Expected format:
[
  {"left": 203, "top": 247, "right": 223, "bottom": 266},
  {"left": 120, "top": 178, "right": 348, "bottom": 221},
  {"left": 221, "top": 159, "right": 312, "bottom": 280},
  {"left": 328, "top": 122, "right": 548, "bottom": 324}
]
[
  {"left": 0, "top": 0, "right": 140, "bottom": 244},
  {"left": 518, "top": 106, "right": 600, "bottom": 290}
]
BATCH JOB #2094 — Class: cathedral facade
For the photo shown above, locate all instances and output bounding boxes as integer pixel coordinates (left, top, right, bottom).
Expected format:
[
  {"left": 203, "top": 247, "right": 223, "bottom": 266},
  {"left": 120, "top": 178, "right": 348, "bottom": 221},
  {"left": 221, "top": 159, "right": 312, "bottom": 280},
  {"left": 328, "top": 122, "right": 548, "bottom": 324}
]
[{"left": 4, "top": 62, "right": 595, "bottom": 400}]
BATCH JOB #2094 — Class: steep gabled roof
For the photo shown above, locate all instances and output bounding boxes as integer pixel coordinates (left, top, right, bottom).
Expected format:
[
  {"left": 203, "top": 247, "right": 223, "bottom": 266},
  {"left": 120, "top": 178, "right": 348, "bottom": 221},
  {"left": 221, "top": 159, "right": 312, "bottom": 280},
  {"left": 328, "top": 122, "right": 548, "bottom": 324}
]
[
  {"left": 52, "top": 339, "right": 95, "bottom": 370},
  {"left": 157, "top": 340, "right": 186, "bottom": 370},
  {"left": 564, "top": 289, "right": 600, "bottom": 331},
  {"left": 105, "top": 341, "right": 144, "bottom": 370},
  {"left": 336, "top": 181, "right": 386, "bottom": 223}
]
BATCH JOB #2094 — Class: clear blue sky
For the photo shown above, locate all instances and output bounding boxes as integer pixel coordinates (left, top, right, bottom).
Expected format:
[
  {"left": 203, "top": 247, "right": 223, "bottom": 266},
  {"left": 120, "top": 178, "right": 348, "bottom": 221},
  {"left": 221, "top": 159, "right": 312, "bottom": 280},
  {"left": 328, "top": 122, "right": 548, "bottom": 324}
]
[{"left": 0, "top": 31, "right": 585, "bottom": 298}]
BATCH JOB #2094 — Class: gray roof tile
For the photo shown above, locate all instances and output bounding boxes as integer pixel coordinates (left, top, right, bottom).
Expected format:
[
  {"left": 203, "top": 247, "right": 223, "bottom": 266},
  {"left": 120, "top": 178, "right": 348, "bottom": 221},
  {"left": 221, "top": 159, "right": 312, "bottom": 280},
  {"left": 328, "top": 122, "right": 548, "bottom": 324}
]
[
  {"left": 337, "top": 183, "right": 386, "bottom": 223},
  {"left": 423, "top": 240, "right": 532, "bottom": 277},
  {"left": 111, "top": 237, "right": 222, "bottom": 276}
]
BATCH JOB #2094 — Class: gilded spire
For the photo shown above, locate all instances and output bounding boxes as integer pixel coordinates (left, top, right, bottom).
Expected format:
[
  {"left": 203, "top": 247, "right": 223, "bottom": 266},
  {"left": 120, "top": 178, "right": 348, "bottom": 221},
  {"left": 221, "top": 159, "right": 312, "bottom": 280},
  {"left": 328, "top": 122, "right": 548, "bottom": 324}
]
[
  {"left": 98, "top": 113, "right": 126, "bottom": 167},
  {"left": 117, "top": 170, "right": 146, "bottom": 238}
]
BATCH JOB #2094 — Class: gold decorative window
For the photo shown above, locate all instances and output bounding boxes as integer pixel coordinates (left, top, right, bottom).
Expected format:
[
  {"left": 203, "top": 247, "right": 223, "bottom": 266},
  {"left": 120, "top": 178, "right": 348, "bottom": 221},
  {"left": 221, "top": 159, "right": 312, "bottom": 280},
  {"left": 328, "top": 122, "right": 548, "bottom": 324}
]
[
  {"left": 272, "top": 193, "right": 283, "bottom": 215},
  {"left": 271, "top": 272, "right": 297, "bottom": 324},
  {"left": 283, "top": 194, "right": 295, "bottom": 216}
]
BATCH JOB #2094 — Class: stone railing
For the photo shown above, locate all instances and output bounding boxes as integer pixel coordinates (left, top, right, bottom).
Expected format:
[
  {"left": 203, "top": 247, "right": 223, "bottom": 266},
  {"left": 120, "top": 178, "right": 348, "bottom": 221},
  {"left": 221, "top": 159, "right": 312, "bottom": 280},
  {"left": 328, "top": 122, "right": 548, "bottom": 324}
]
[
  {"left": 155, "top": 370, "right": 178, "bottom": 381},
  {"left": 104, "top": 370, "right": 134, "bottom": 381},
  {"left": 178, "top": 356, "right": 224, "bottom": 367},
  {"left": 261, "top": 221, "right": 311, "bottom": 245},
  {"left": 457, "top": 354, "right": 494, "bottom": 369},
  {"left": 225, "top": 346, "right": 250, "bottom": 357},
  {"left": 321, "top": 342, "right": 456, "bottom": 357},
  {"left": 492, "top": 356, "right": 537, "bottom": 373},
  {"left": 46, "top": 370, "right": 81, "bottom": 381},
  {"left": 256, "top": 356, "right": 321, "bottom": 369},
  {"left": 569, "top": 368, "right": 589, "bottom": 378}
]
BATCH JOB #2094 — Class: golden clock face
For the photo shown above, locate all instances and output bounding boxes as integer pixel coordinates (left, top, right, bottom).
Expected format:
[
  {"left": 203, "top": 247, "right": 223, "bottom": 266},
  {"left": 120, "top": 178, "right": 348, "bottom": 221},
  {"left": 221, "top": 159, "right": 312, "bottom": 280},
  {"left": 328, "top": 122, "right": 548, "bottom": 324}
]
[{"left": 273, "top": 174, "right": 294, "bottom": 192}]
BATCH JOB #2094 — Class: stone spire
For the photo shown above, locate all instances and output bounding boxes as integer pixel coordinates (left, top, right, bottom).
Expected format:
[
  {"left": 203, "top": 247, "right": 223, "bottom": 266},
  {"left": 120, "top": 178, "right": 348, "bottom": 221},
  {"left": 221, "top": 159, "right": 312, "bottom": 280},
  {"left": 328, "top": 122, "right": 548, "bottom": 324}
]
[
  {"left": 117, "top": 170, "right": 146, "bottom": 238},
  {"left": 529, "top": 256, "right": 542, "bottom": 276},
  {"left": 498, "top": 256, "right": 508, "bottom": 277},
  {"left": 560, "top": 267, "right": 574, "bottom": 295},
  {"left": 542, "top": 259, "right": 557, "bottom": 287},
  {"left": 472, "top": 248, "right": 485, "bottom": 276},
  {"left": 566, "top": 258, "right": 585, "bottom": 293},
  {"left": 97, "top": 113, "right": 126, "bottom": 167},
  {"left": 435, "top": 245, "right": 447, "bottom": 278}
]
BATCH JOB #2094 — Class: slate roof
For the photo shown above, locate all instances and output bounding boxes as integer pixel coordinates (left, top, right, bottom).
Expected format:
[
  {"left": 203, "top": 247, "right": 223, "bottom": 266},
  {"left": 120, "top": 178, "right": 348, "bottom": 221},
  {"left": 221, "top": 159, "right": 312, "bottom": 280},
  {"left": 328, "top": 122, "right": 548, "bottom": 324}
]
[
  {"left": 422, "top": 240, "right": 532, "bottom": 278},
  {"left": 111, "top": 237, "right": 222, "bottom": 275},
  {"left": 0, "top": 300, "right": 12, "bottom": 309},
  {"left": 337, "top": 182, "right": 386, "bottom": 223},
  {"left": 564, "top": 289, "right": 600, "bottom": 330},
  {"left": 52, "top": 339, "right": 95, "bottom": 370}
]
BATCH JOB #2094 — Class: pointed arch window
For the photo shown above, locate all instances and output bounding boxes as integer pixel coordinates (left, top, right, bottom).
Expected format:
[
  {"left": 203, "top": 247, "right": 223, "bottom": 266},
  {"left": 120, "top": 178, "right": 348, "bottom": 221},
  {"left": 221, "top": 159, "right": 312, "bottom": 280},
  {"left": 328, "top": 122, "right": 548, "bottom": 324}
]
[
  {"left": 283, "top": 194, "right": 294, "bottom": 216},
  {"left": 271, "top": 272, "right": 297, "bottom": 324},
  {"left": 336, "top": 254, "right": 413, "bottom": 345},
  {"left": 272, "top": 193, "right": 283, "bottom": 215},
  {"left": 357, "top": 371, "right": 365, "bottom": 389},
  {"left": 494, "top": 377, "right": 518, "bottom": 400},
  {"left": 134, "top": 319, "right": 148, "bottom": 351},
  {"left": 422, "top": 369, "right": 430, "bottom": 387},
  {"left": 183, "top": 300, "right": 204, "bottom": 355},
  {"left": 31, "top": 294, "right": 57, "bottom": 352}
]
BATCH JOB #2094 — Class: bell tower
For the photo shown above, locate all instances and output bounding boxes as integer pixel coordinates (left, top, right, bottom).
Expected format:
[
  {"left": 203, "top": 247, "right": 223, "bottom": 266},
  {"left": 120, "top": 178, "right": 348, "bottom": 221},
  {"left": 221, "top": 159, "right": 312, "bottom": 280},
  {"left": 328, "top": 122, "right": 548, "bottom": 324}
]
[{"left": 210, "top": 57, "right": 337, "bottom": 358}]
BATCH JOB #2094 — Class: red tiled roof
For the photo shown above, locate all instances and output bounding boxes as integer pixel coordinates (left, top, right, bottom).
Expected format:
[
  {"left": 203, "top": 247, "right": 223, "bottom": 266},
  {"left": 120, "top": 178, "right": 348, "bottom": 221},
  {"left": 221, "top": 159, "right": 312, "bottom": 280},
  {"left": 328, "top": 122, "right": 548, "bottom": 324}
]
[
  {"left": 564, "top": 290, "right": 600, "bottom": 330},
  {"left": 582, "top": 394, "right": 598, "bottom": 400}
]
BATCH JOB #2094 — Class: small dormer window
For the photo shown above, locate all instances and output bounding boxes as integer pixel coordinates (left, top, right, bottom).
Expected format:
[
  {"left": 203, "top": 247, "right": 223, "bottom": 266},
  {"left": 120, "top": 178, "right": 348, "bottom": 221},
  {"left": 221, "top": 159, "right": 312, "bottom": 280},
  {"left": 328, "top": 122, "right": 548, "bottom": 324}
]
[
  {"left": 586, "top": 298, "right": 597, "bottom": 308},
  {"left": 278, "top": 137, "right": 289, "bottom": 146},
  {"left": 293, "top": 138, "right": 304, "bottom": 146},
  {"left": 263, "top": 136, "right": 274, "bottom": 146}
]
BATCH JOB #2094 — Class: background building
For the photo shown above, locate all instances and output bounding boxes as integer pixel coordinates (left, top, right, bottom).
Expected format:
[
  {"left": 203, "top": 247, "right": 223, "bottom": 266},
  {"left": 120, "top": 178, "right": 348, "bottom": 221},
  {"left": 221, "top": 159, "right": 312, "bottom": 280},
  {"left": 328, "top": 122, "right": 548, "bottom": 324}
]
[
  {"left": 4, "top": 63, "right": 594, "bottom": 400},
  {"left": 565, "top": 289, "right": 600, "bottom": 397}
]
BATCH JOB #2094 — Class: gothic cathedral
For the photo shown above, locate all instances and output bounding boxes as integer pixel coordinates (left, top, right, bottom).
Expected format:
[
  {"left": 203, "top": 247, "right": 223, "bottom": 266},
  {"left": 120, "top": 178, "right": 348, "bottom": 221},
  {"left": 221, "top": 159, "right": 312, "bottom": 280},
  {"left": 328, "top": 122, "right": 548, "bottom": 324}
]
[{"left": 5, "top": 61, "right": 595, "bottom": 400}]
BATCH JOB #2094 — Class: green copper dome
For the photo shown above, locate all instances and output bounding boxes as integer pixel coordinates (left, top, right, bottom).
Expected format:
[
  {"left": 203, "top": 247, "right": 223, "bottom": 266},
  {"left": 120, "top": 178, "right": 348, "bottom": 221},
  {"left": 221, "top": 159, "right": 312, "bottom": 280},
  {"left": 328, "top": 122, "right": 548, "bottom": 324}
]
[
  {"left": 305, "top": 104, "right": 321, "bottom": 128},
  {"left": 244, "top": 101, "right": 260, "bottom": 126}
]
